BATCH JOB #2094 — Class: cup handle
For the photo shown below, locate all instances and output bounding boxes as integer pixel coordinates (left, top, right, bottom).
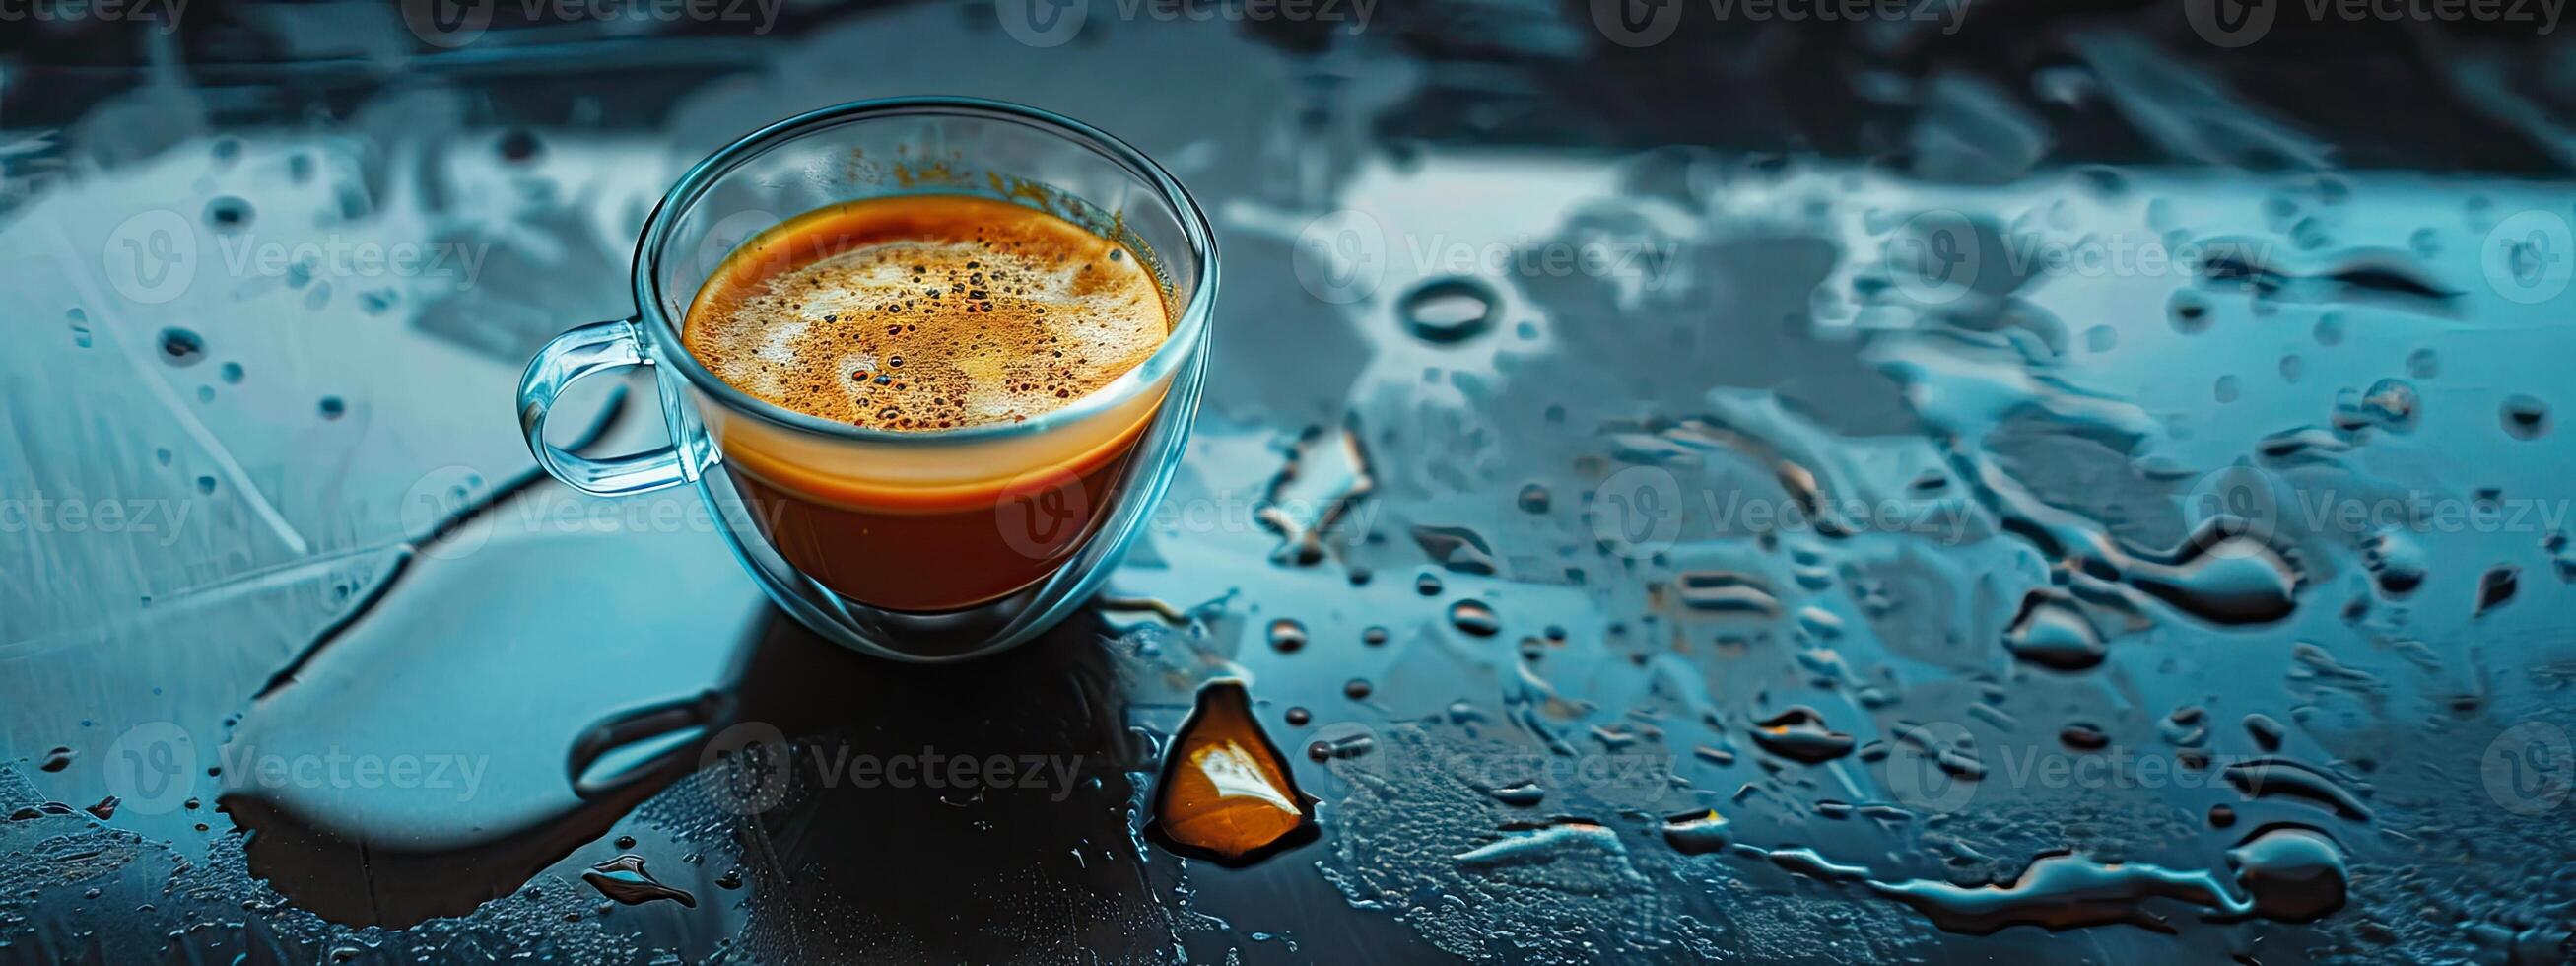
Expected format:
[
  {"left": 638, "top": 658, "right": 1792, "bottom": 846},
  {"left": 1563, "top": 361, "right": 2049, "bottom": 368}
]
[{"left": 517, "top": 318, "right": 689, "bottom": 496}]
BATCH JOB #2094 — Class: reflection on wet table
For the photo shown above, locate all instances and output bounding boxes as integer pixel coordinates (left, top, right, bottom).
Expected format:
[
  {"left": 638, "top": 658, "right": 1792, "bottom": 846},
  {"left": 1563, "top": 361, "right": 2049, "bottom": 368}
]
[{"left": 4, "top": 4, "right": 2576, "bottom": 964}]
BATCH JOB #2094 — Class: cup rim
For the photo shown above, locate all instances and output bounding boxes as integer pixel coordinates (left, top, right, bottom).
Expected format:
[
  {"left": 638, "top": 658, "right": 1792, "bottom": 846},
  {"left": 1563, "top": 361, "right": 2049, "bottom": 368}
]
[{"left": 632, "top": 96, "right": 1218, "bottom": 446}]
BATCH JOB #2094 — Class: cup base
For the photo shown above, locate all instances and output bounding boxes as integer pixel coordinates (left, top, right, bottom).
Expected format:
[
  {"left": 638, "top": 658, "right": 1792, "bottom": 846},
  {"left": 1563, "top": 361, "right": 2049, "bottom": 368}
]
[{"left": 678, "top": 359, "right": 1201, "bottom": 662}]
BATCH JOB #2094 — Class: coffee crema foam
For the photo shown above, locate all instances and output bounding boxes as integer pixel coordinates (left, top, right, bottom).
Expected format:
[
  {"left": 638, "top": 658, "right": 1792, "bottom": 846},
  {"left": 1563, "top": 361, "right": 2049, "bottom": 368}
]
[{"left": 685, "top": 195, "right": 1168, "bottom": 431}]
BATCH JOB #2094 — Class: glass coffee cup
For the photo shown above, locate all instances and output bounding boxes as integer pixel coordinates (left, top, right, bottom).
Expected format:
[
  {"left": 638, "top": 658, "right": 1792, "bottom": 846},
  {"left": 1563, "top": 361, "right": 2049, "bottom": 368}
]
[{"left": 515, "top": 98, "right": 1214, "bottom": 662}]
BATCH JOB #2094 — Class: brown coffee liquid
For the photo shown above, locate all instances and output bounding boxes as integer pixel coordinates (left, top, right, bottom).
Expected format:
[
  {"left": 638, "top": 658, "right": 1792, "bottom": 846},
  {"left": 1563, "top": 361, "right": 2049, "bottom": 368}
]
[
  {"left": 1145, "top": 679, "right": 1318, "bottom": 866},
  {"left": 683, "top": 195, "right": 1173, "bottom": 612}
]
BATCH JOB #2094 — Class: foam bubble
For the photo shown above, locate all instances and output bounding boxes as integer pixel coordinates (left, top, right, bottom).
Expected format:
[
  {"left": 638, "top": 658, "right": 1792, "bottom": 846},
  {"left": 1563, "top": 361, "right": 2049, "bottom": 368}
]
[{"left": 684, "top": 196, "right": 1170, "bottom": 431}]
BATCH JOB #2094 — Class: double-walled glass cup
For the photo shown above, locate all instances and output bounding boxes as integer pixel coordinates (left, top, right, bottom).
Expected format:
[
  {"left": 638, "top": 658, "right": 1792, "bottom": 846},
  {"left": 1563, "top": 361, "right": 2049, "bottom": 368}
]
[{"left": 516, "top": 98, "right": 1214, "bottom": 662}]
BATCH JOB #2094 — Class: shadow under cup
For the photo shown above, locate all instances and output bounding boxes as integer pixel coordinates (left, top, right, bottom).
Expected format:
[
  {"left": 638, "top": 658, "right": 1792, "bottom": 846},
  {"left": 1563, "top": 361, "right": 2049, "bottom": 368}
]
[{"left": 522, "top": 98, "right": 1214, "bottom": 663}]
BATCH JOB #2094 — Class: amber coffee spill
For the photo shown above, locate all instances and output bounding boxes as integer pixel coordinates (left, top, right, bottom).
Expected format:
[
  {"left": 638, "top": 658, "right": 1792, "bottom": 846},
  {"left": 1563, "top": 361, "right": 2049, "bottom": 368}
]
[{"left": 1145, "top": 679, "right": 1319, "bottom": 865}]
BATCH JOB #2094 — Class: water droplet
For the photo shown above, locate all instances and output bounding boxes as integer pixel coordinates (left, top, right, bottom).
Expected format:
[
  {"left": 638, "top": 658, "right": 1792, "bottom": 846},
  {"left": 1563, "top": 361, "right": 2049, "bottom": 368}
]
[
  {"left": 1284, "top": 707, "right": 1311, "bottom": 726},
  {"left": 2125, "top": 520, "right": 2302, "bottom": 626},
  {"left": 1398, "top": 277, "right": 1498, "bottom": 343},
  {"left": 1305, "top": 728, "right": 1375, "bottom": 762},
  {"left": 2002, "top": 589, "right": 2107, "bottom": 671},
  {"left": 1412, "top": 524, "right": 1498, "bottom": 575},
  {"left": 1661, "top": 810, "right": 1732, "bottom": 854},
  {"left": 2243, "top": 714, "right": 2285, "bottom": 751},
  {"left": 2501, "top": 395, "right": 2549, "bottom": 440},
  {"left": 203, "top": 196, "right": 253, "bottom": 233},
  {"left": 2227, "top": 826, "right": 2348, "bottom": 924},
  {"left": 219, "top": 362, "right": 243, "bottom": 384},
  {"left": 582, "top": 855, "right": 695, "bottom": 908},
  {"left": 2476, "top": 565, "right": 2519, "bottom": 616},
  {"left": 1749, "top": 707, "right": 1856, "bottom": 763},
  {"left": 1415, "top": 572, "right": 1444, "bottom": 595},
  {"left": 1761, "top": 825, "right": 2344, "bottom": 932},
  {"left": 2311, "top": 313, "right": 2343, "bottom": 345},
  {"left": 2220, "top": 758, "right": 2370, "bottom": 820},
  {"left": 194, "top": 475, "right": 217, "bottom": 495},
  {"left": 2169, "top": 291, "right": 2210, "bottom": 333},
  {"left": 1489, "top": 781, "right": 1545, "bottom": 807},
  {"left": 1674, "top": 571, "right": 1784, "bottom": 616},
  {"left": 1517, "top": 483, "right": 1552, "bottom": 514},
  {"left": 2354, "top": 379, "right": 2418, "bottom": 431},
  {"left": 1267, "top": 618, "right": 1307, "bottom": 653},
  {"left": 2059, "top": 723, "right": 2109, "bottom": 751},
  {"left": 318, "top": 396, "right": 347, "bottom": 420},
  {"left": 1448, "top": 599, "right": 1500, "bottom": 637},
  {"left": 2214, "top": 375, "right": 2240, "bottom": 403},
  {"left": 159, "top": 328, "right": 205, "bottom": 367},
  {"left": 1361, "top": 626, "right": 1390, "bottom": 646},
  {"left": 38, "top": 746, "right": 74, "bottom": 772},
  {"left": 498, "top": 127, "right": 544, "bottom": 162},
  {"left": 1342, "top": 678, "right": 1373, "bottom": 700},
  {"left": 2363, "top": 529, "right": 2428, "bottom": 596},
  {"left": 2406, "top": 348, "right": 2440, "bottom": 379}
]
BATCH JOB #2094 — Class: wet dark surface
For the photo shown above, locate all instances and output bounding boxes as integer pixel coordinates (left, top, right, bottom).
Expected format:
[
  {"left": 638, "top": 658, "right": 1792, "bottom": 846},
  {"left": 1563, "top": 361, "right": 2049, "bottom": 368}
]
[{"left": 6, "top": 2, "right": 2576, "bottom": 963}]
